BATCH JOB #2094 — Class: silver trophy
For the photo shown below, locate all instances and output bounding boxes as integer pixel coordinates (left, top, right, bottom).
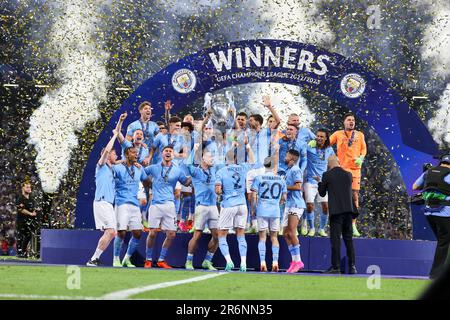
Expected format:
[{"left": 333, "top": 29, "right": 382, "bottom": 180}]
[{"left": 203, "top": 91, "right": 236, "bottom": 130}]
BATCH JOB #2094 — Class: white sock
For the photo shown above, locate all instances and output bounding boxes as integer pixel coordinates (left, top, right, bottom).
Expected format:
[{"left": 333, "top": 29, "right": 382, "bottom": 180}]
[
  {"left": 241, "top": 256, "right": 247, "bottom": 265},
  {"left": 124, "top": 254, "right": 131, "bottom": 261},
  {"left": 91, "top": 248, "right": 103, "bottom": 260},
  {"left": 225, "top": 254, "right": 232, "bottom": 263}
]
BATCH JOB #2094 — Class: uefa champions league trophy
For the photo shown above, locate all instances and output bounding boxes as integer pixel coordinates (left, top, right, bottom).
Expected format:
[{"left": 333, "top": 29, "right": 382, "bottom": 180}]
[{"left": 202, "top": 91, "right": 236, "bottom": 134}]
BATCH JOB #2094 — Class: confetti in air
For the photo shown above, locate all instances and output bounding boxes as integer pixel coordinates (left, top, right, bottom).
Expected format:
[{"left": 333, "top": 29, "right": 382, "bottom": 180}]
[
  {"left": 421, "top": 1, "right": 450, "bottom": 147},
  {"left": 4, "top": 0, "right": 445, "bottom": 237},
  {"left": 28, "top": 0, "right": 111, "bottom": 193}
]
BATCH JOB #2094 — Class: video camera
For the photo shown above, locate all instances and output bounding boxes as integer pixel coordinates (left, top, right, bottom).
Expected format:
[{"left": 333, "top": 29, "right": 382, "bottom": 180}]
[{"left": 410, "top": 149, "right": 450, "bottom": 205}]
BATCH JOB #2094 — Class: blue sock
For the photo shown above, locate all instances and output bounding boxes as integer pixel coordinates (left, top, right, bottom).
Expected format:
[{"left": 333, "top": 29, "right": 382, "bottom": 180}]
[
  {"left": 288, "top": 245, "right": 295, "bottom": 259},
  {"left": 280, "top": 203, "right": 285, "bottom": 226},
  {"left": 140, "top": 204, "right": 147, "bottom": 220},
  {"left": 320, "top": 212, "right": 328, "bottom": 230},
  {"left": 205, "top": 251, "right": 214, "bottom": 262},
  {"left": 294, "top": 244, "right": 301, "bottom": 260},
  {"left": 126, "top": 237, "right": 140, "bottom": 257},
  {"left": 175, "top": 197, "right": 181, "bottom": 215},
  {"left": 272, "top": 245, "right": 279, "bottom": 264},
  {"left": 113, "top": 236, "right": 123, "bottom": 258},
  {"left": 237, "top": 235, "right": 247, "bottom": 260},
  {"left": 258, "top": 240, "right": 266, "bottom": 264},
  {"left": 190, "top": 195, "right": 196, "bottom": 215},
  {"left": 307, "top": 212, "right": 314, "bottom": 229},
  {"left": 182, "top": 196, "right": 191, "bottom": 221},
  {"left": 146, "top": 246, "right": 153, "bottom": 261},
  {"left": 159, "top": 247, "right": 168, "bottom": 261},
  {"left": 218, "top": 236, "right": 230, "bottom": 258},
  {"left": 246, "top": 198, "right": 252, "bottom": 224}
]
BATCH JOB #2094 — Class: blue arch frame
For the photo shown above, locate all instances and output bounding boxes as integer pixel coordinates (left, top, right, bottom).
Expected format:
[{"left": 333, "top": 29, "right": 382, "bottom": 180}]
[{"left": 76, "top": 39, "right": 438, "bottom": 239}]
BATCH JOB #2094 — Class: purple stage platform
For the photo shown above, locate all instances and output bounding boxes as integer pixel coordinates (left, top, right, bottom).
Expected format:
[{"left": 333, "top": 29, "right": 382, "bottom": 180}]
[{"left": 41, "top": 229, "right": 436, "bottom": 276}]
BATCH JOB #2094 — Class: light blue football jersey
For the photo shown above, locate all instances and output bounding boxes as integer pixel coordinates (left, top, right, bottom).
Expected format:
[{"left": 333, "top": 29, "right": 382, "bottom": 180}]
[
  {"left": 215, "top": 163, "right": 252, "bottom": 208},
  {"left": 251, "top": 171, "right": 287, "bottom": 218},
  {"left": 145, "top": 163, "right": 189, "bottom": 204}
]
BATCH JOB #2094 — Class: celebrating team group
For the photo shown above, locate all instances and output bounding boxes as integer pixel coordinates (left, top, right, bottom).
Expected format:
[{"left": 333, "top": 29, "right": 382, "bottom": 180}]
[{"left": 87, "top": 96, "right": 366, "bottom": 273}]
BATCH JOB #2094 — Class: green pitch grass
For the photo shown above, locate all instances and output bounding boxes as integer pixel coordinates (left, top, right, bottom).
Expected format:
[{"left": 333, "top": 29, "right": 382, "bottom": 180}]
[{"left": 0, "top": 265, "right": 430, "bottom": 300}]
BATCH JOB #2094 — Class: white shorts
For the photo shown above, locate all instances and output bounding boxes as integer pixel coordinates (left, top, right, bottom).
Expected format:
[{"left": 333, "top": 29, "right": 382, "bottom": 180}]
[
  {"left": 194, "top": 205, "right": 219, "bottom": 231},
  {"left": 175, "top": 181, "right": 192, "bottom": 192},
  {"left": 115, "top": 203, "right": 142, "bottom": 231},
  {"left": 246, "top": 167, "right": 265, "bottom": 193},
  {"left": 257, "top": 217, "right": 280, "bottom": 232},
  {"left": 148, "top": 203, "right": 177, "bottom": 231},
  {"left": 304, "top": 182, "right": 328, "bottom": 203},
  {"left": 218, "top": 204, "right": 248, "bottom": 230},
  {"left": 282, "top": 207, "right": 304, "bottom": 228},
  {"left": 93, "top": 201, "right": 116, "bottom": 230}
]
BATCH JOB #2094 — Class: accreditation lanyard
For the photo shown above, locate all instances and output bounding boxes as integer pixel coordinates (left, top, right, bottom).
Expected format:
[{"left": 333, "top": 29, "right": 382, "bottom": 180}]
[
  {"left": 346, "top": 130, "right": 355, "bottom": 147},
  {"left": 140, "top": 120, "right": 150, "bottom": 141},
  {"left": 123, "top": 163, "right": 135, "bottom": 180},
  {"left": 161, "top": 164, "right": 173, "bottom": 182},
  {"left": 167, "top": 133, "right": 175, "bottom": 147},
  {"left": 316, "top": 147, "right": 325, "bottom": 161},
  {"left": 287, "top": 137, "right": 297, "bottom": 151},
  {"left": 136, "top": 145, "right": 143, "bottom": 161},
  {"left": 203, "top": 167, "right": 212, "bottom": 183}
]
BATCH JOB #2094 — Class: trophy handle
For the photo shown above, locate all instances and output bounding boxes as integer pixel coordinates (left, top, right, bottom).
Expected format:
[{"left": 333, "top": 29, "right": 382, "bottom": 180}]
[
  {"left": 225, "top": 90, "right": 236, "bottom": 115},
  {"left": 203, "top": 92, "right": 212, "bottom": 116}
]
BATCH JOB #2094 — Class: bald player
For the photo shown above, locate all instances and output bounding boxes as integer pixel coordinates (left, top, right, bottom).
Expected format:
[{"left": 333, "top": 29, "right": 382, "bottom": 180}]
[{"left": 328, "top": 113, "right": 366, "bottom": 237}]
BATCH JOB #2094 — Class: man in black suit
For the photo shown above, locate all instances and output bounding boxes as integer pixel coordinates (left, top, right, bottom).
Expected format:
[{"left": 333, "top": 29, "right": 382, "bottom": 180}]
[{"left": 317, "top": 155, "right": 358, "bottom": 274}]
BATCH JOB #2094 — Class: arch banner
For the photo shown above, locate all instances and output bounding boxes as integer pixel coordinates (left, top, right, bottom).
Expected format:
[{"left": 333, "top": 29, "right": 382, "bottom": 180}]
[{"left": 76, "top": 40, "right": 438, "bottom": 239}]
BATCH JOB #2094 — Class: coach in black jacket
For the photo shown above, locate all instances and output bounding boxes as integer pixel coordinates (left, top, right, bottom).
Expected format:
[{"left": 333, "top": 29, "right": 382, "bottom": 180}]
[{"left": 317, "top": 155, "right": 358, "bottom": 274}]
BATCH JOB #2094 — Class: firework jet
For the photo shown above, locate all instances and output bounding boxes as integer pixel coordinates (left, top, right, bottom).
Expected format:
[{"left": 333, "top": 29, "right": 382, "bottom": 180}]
[{"left": 28, "top": 0, "right": 110, "bottom": 192}]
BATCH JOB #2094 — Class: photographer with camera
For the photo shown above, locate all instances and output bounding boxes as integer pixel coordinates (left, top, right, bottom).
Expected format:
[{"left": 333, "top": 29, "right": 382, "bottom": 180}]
[{"left": 413, "top": 153, "right": 450, "bottom": 279}]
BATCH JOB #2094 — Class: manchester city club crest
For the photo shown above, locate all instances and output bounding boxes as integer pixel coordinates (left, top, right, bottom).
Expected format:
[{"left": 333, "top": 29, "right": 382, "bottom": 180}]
[
  {"left": 340, "top": 73, "right": 366, "bottom": 98},
  {"left": 172, "top": 68, "right": 197, "bottom": 94}
]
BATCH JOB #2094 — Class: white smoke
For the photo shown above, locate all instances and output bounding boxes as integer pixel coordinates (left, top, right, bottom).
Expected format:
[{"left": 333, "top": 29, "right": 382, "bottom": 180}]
[
  {"left": 428, "top": 83, "right": 450, "bottom": 145},
  {"left": 245, "top": 0, "right": 334, "bottom": 127},
  {"left": 421, "top": 2, "right": 450, "bottom": 80},
  {"left": 28, "top": 0, "right": 110, "bottom": 193},
  {"left": 421, "top": 1, "right": 450, "bottom": 146},
  {"left": 246, "top": 83, "right": 315, "bottom": 128}
]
